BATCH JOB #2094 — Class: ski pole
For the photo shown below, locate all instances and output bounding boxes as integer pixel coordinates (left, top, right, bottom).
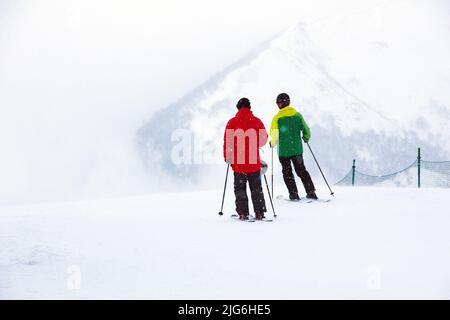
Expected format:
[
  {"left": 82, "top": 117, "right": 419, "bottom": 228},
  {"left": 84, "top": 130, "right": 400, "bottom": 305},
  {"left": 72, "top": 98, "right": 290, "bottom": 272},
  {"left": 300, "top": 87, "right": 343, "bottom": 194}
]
[
  {"left": 306, "top": 142, "right": 334, "bottom": 196},
  {"left": 263, "top": 174, "right": 277, "bottom": 218},
  {"left": 218, "top": 164, "right": 230, "bottom": 216},
  {"left": 271, "top": 147, "right": 274, "bottom": 198}
]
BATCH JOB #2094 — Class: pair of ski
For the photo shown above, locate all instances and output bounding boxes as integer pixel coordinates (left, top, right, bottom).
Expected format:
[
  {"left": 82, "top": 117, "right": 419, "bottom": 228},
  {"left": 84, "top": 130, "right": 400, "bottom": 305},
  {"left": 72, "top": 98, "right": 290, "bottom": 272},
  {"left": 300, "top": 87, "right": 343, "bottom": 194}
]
[
  {"left": 229, "top": 196, "right": 331, "bottom": 222},
  {"left": 230, "top": 214, "right": 274, "bottom": 223},
  {"left": 276, "top": 195, "right": 332, "bottom": 203}
]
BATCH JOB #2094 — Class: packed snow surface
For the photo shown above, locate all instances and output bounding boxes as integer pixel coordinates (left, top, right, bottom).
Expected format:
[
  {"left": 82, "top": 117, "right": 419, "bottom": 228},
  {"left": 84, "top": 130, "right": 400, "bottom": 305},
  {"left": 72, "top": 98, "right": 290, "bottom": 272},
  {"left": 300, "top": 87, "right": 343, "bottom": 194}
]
[{"left": 1, "top": 186, "right": 449, "bottom": 299}]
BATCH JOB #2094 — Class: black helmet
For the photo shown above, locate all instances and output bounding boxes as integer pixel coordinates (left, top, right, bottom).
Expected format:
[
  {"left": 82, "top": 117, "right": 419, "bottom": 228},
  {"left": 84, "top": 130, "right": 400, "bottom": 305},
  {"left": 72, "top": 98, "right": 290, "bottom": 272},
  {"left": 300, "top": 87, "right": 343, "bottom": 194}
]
[
  {"left": 276, "top": 93, "right": 290, "bottom": 108},
  {"left": 237, "top": 97, "right": 251, "bottom": 109}
]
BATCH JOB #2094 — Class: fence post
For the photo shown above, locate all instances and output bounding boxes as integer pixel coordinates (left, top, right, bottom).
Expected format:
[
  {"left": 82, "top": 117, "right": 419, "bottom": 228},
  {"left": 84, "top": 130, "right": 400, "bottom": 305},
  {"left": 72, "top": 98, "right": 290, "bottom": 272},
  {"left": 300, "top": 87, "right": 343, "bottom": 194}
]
[
  {"left": 352, "top": 159, "right": 356, "bottom": 186},
  {"left": 417, "top": 148, "right": 421, "bottom": 188}
]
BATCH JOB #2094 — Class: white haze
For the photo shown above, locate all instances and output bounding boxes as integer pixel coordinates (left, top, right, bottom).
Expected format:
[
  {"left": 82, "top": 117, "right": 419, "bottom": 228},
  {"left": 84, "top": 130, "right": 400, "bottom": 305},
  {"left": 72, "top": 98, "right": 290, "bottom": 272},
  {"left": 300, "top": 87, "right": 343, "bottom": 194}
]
[{"left": 0, "top": 0, "right": 441, "bottom": 204}]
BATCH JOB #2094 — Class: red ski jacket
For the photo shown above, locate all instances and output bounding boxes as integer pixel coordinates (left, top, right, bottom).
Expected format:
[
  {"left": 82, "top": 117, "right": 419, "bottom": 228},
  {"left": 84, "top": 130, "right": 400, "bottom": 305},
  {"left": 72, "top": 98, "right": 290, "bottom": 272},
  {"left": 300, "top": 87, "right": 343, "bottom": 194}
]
[{"left": 223, "top": 108, "right": 268, "bottom": 173}]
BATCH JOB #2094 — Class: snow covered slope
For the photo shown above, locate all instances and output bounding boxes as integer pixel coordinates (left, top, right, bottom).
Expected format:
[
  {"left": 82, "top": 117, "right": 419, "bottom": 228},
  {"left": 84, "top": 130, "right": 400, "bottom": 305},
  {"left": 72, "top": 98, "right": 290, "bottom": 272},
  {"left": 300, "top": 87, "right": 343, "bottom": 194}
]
[
  {"left": 137, "top": 0, "right": 450, "bottom": 185},
  {"left": 1, "top": 186, "right": 450, "bottom": 299}
]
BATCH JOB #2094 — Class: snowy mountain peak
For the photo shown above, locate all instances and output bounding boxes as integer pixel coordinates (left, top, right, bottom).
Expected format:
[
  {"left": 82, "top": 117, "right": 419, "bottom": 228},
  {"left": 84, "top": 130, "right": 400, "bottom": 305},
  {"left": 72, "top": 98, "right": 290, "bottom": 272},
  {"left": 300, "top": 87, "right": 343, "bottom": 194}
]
[{"left": 138, "top": 3, "right": 450, "bottom": 186}]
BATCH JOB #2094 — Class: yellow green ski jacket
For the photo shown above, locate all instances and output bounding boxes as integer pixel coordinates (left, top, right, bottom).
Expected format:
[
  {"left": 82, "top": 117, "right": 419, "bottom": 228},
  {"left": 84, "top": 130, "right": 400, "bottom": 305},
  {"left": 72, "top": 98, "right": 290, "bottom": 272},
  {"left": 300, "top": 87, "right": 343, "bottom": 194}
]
[{"left": 270, "top": 105, "right": 311, "bottom": 158}]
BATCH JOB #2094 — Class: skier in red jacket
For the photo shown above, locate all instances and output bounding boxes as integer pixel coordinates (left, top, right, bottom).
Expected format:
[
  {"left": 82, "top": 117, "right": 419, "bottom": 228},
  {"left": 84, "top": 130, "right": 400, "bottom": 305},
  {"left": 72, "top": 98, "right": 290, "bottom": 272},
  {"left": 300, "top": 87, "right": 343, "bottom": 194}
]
[{"left": 223, "top": 98, "right": 268, "bottom": 220}]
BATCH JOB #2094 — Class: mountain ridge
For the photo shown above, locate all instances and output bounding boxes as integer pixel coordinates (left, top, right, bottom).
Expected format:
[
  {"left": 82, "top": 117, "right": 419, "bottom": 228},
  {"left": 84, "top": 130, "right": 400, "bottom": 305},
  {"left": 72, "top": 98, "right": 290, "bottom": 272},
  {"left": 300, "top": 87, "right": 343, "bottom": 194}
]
[{"left": 137, "top": 3, "right": 449, "bottom": 185}]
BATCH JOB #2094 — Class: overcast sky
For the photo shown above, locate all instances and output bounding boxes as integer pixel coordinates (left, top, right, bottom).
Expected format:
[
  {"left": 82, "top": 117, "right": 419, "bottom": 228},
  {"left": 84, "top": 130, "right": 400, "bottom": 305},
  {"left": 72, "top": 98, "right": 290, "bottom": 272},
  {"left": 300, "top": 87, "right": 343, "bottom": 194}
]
[{"left": 0, "top": 0, "right": 388, "bottom": 111}]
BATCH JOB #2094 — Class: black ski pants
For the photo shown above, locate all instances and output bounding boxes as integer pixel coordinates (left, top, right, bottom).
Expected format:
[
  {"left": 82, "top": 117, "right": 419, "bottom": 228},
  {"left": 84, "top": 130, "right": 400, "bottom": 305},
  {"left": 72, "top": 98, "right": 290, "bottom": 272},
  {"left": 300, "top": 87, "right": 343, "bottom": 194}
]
[
  {"left": 233, "top": 171, "right": 267, "bottom": 216},
  {"left": 279, "top": 154, "right": 315, "bottom": 196}
]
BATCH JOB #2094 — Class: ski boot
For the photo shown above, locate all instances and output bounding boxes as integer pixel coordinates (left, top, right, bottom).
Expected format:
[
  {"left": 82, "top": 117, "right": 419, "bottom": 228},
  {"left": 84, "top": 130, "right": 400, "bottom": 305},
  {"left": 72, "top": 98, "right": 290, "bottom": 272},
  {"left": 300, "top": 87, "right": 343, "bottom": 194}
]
[
  {"left": 306, "top": 191, "right": 318, "bottom": 200},
  {"left": 289, "top": 193, "right": 300, "bottom": 201},
  {"left": 239, "top": 213, "right": 250, "bottom": 221},
  {"left": 255, "top": 212, "right": 266, "bottom": 221}
]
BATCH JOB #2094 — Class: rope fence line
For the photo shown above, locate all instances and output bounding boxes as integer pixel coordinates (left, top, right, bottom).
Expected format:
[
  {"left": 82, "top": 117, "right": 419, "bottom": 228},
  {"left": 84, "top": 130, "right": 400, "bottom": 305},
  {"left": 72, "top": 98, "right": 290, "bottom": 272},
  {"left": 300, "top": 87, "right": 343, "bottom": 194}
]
[{"left": 335, "top": 148, "right": 450, "bottom": 188}]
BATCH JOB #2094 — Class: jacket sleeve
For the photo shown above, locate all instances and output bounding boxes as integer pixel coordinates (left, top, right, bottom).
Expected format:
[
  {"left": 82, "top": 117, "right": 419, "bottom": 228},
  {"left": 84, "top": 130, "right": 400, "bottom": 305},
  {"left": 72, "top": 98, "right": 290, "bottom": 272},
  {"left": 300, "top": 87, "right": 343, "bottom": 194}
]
[
  {"left": 256, "top": 118, "right": 268, "bottom": 147},
  {"left": 269, "top": 114, "right": 279, "bottom": 147},
  {"left": 298, "top": 113, "right": 311, "bottom": 142},
  {"left": 223, "top": 120, "right": 234, "bottom": 163}
]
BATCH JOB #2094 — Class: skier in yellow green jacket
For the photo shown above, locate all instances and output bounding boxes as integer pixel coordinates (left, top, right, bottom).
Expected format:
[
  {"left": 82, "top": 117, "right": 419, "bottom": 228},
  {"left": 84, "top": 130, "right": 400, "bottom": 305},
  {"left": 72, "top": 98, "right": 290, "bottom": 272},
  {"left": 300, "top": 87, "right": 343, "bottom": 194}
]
[{"left": 269, "top": 93, "right": 317, "bottom": 200}]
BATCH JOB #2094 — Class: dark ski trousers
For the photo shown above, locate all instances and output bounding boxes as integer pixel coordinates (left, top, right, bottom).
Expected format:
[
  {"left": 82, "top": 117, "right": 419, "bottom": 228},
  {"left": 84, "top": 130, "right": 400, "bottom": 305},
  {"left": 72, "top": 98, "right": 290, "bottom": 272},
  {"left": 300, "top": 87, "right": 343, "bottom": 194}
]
[
  {"left": 233, "top": 170, "right": 267, "bottom": 216},
  {"left": 279, "top": 154, "right": 315, "bottom": 196}
]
